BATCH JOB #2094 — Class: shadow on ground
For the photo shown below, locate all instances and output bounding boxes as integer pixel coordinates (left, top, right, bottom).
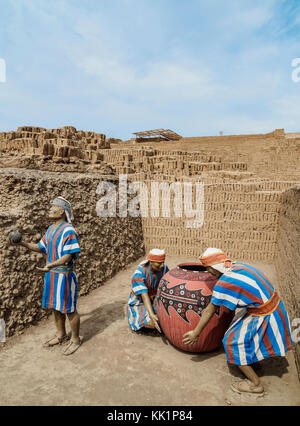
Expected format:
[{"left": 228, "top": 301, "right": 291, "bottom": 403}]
[
  {"left": 224, "top": 357, "right": 290, "bottom": 380},
  {"left": 79, "top": 300, "right": 126, "bottom": 343},
  {"left": 190, "top": 350, "right": 290, "bottom": 379}
]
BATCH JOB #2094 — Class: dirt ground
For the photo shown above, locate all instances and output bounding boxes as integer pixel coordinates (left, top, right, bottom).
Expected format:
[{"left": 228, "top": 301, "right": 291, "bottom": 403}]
[{"left": 0, "top": 256, "right": 299, "bottom": 406}]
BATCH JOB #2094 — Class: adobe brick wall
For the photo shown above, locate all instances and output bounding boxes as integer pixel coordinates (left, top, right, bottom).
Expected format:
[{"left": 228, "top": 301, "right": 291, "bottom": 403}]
[
  {"left": 96, "top": 143, "right": 299, "bottom": 263},
  {"left": 275, "top": 185, "right": 300, "bottom": 379},
  {"left": 115, "top": 129, "right": 300, "bottom": 180},
  {"left": 139, "top": 180, "right": 298, "bottom": 262}
]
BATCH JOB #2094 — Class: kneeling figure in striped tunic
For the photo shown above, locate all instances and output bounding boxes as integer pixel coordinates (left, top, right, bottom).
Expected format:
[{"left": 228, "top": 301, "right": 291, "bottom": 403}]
[
  {"left": 183, "top": 248, "right": 294, "bottom": 396},
  {"left": 128, "top": 249, "right": 169, "bottom": 333}
]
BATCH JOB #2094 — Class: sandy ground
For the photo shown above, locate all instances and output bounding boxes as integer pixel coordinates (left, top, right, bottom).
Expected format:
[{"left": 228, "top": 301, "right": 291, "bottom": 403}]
[{"left": 0, "top": 256, "right": 299, "bottom": 406}]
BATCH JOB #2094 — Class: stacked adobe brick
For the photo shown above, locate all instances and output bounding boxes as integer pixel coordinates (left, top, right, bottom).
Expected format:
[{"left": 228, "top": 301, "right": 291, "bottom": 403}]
[
  {"left": 0, "top": 126, "right": 109, "bottom": 164},
  {"left": 97, "top": 143, "right": 299, "bottom": 262},
  {"left": 275, "top": 185, "right": 300, "bottom": 379},
  {"left": 98, "top": 148, "right": 251, "bottom": 180},
  {"left": 140, "top": 180, "right": 299, "bottom": 261}
]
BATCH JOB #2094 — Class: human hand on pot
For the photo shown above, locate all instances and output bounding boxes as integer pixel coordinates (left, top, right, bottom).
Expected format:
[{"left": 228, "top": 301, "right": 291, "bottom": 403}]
[
  {"left": 151, "top": 314, "right": 161, "bottom": 333},
  {"left": 182, "top": 329, "right": 199, "bottom": 346}
]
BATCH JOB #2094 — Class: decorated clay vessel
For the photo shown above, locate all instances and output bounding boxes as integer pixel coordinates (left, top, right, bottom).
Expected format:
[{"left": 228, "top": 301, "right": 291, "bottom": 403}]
[{"left": 156, "top": 263, "right": 234, "bottom": 352}]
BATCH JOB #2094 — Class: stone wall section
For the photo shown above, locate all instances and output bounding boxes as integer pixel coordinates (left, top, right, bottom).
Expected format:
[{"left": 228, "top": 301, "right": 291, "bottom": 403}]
[{"left": 0, "top": 168, "right": 144, "bottom": 336}]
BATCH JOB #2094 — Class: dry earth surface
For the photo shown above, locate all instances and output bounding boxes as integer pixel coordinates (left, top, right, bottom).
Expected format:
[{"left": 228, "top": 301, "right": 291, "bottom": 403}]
[{"left": 0, "top": 256, "right": 299, "bottom": 406}]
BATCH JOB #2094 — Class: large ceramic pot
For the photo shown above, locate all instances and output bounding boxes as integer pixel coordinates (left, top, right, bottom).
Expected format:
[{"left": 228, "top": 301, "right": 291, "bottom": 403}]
[{"left": 155, "top": 263, "right": 234, "bottom": 352}]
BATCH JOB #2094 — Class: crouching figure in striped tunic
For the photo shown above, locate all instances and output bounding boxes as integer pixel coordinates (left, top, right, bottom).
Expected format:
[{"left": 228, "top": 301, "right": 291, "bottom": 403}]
[
  {"left": 183, "top": 248, "right": 294, "bottom": 396},
  {"left": 127, "top": 249, "right": 169, "bottom": 334},
  {"left": 14, "top": 196, "right": 82, "bottom": 356}
]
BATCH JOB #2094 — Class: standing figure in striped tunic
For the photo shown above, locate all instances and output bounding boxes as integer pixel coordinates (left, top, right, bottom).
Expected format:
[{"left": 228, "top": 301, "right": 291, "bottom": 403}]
[
  {"left": 14, "top": 196, "right": 82, "bottom": 356},
  {"left": 183, "top": 248, "right": 294, "bottom": 396},
  {"left": 128, "top": 249, "right": 169, "bottom": 333}
]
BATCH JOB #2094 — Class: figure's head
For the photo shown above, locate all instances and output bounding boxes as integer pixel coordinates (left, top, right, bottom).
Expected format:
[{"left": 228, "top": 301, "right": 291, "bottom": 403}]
[
  {"left": 149, "top": 260, "right": 165, "bottom": 273},
  {"left": 50, "top": 196, "right": 73, "bottom": 223},
  {"left": 49, "top": 203, "right": 66, "bottom": 221},
  {"left": 147, "top": 248, "right": 166, "bottom": 272},
  {"left": 199, "top": 248, "right": 232, "bottom": 277}
]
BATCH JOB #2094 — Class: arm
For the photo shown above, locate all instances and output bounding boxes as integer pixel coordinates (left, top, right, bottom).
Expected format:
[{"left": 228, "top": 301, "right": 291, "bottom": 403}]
[
  {"left": 19, "top": 241, "right": 43, "bottom": 253},
  {"left": 48, "top": 253, "right": 73, "bottom": 268},
  {"left": 141, "top": 292, "right": 161, "bottom": 333},
  {"left": 182, "top": 302, "right": 216, "bottom": 345},
  {"left": 37, "top": 254, "right": 73, "bottom": 272}
]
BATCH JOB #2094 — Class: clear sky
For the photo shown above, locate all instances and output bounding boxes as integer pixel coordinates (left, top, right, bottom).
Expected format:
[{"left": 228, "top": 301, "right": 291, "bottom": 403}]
[{"left": 0, "top": 0, "right": 300, "bottom": 139}]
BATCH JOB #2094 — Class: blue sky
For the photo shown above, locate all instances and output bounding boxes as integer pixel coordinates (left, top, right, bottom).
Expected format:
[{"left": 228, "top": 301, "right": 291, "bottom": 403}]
[{"left": 0, "top": 0, "right": 300, "bottom": 139}]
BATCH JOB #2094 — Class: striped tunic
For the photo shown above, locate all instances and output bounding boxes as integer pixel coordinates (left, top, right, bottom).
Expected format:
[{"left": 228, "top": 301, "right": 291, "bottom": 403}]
[
  {"left": 127, "top": 263, "right": 169, "bottom": 331},
  {"left": 211, "top": 262, "right": 294, "bottom": 365},
  {"left": 37, "top": 222, "right": 81, "bottom": 314}
]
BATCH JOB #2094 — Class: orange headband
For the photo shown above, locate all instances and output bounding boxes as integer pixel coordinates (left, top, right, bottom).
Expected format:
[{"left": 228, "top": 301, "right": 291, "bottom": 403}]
[
  {"left": 147, "top": 253, "right": 166, "bottom": 262},
  {"left": 199, "top": 252, "right": 231, "bottom": 267}
]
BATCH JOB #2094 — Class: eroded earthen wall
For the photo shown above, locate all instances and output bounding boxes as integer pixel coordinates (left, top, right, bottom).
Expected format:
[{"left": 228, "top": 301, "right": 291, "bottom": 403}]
[
  {"left": 275, "top": 185, "right": 300, "bottom": 379},
  {"left": 0, "top": 168, "right": 144, "bottom": 336}
]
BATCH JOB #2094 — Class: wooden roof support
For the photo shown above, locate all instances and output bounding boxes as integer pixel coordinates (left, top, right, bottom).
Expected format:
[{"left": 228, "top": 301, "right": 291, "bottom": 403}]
[{"left": 133, "top": 128, "right": 182, "bottom": 140}]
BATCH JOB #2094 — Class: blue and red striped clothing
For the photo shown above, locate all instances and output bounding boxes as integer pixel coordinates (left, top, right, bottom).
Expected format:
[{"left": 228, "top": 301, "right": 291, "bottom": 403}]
[
  {"left": 38, "top": 222, "right": 81, "bottom": 313},
  {"left": 211, "top": 262, "right": 294, "bottom": 365},
  {"left": 128, "top": 262, "right": 169, "bottom": 331}
]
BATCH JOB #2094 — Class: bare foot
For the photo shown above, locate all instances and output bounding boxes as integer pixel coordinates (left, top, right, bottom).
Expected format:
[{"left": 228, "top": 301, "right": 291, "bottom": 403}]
[
  {"left": 231, "top": 379, "right": 264, "bottom": 396},
  {"left": 43, "top": 335, "right": 69, "bottom": 347},
  {"left": 62, "top": 338, "right": 82, "bottom": 356}
]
